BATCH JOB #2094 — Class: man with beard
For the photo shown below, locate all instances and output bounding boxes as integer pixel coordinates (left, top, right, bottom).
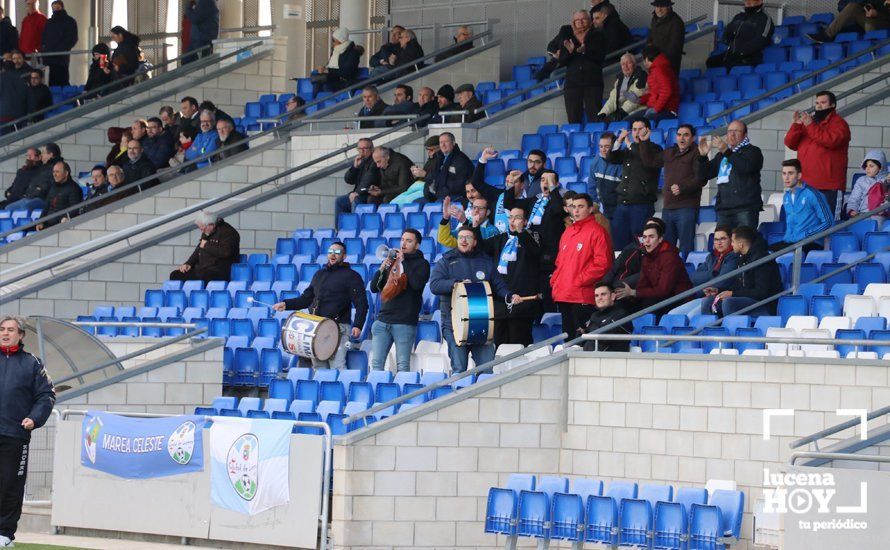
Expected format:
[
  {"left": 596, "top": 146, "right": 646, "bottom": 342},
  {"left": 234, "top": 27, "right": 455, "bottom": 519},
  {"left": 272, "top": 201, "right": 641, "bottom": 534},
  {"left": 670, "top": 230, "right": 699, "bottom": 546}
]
[
  {"left": 783, "top": 90, "right": 851, "bottom": 219},
  {"left": 142, "top": 117, "right": 175, "bottom": 169},
  {"left": 0, "top": 148, "right": 41, "bottom": 208}
]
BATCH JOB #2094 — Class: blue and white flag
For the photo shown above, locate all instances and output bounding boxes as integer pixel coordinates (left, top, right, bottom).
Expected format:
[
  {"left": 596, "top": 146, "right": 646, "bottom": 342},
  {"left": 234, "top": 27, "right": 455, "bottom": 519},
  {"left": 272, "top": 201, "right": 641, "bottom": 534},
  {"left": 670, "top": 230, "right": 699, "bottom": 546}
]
[
  {"left": 80, "top": 411, "right": 204, "bottom": 478},
  {"left": 209, "top": 416, "right": 291, "bottom": 515}
]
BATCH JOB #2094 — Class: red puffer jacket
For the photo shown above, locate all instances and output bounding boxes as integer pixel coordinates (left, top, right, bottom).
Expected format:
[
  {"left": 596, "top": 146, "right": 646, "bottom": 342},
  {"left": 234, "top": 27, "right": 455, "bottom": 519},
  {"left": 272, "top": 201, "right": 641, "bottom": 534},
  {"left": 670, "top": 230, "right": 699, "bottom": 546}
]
[
  {"left": 639, "top": 54, "right": 679, "bottom": 114},
  {"left": 635, "top": 240, "right": 692, "bottom": 301},
  {"left": 551, "top": 215, "right": 614, "bottom": 304},
  {"left": 783, "top": 110, "right": 851, "bottom": 191}
]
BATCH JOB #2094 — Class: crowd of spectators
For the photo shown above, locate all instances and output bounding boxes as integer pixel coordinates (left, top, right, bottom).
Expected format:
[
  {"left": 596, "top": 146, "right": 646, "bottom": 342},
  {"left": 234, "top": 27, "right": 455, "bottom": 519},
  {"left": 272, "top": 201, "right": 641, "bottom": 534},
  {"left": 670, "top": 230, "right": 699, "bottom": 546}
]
[{"left": 1, "top": 94, "right": 250, "bottom": 227}]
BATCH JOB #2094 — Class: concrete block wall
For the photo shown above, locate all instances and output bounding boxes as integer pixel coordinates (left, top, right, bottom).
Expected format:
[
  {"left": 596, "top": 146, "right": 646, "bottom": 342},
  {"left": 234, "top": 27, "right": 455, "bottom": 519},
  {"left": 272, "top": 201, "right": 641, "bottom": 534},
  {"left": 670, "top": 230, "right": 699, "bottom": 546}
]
[
  {"left": 0, "top": 36, "right": 288, "bottom": 185},
  {"left": 24, "top": 341, "right": 222, "bottom": 501},
  {"left": 330, "top": 351, "right": 890, "bottom": 550}
]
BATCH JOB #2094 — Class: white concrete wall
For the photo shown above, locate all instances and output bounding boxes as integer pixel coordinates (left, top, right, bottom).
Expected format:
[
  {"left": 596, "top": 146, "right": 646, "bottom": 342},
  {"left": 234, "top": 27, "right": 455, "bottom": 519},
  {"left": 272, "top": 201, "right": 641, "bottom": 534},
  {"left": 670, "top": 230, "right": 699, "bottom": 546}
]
[
  {"left": 331, "top": 351, "right": 890, "bottom": 549},
  {"left": 0, "top": 37, "right": 288, "bottom": 186}
]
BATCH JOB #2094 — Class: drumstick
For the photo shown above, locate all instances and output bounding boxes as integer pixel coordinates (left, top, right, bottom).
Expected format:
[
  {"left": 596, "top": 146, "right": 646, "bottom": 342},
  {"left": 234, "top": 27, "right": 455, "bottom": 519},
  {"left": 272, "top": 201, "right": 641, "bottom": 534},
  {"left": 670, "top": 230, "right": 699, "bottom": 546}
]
[
  {"left": 247, "top": 297, "right": 278, "bottom": 309},
  {"left": 517, "top": 294, "right": 543, "bottom": 302}
]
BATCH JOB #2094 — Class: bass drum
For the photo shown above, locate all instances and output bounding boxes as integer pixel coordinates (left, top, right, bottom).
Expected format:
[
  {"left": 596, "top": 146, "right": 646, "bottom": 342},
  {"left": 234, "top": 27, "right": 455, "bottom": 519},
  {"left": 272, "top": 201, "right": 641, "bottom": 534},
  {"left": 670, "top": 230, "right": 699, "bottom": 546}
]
[
  {"left": 281, "top": 312, "right": 341, "bottom": 361},
  {"left": 451, "top": 281, "right": 494, "bottom": 346}
]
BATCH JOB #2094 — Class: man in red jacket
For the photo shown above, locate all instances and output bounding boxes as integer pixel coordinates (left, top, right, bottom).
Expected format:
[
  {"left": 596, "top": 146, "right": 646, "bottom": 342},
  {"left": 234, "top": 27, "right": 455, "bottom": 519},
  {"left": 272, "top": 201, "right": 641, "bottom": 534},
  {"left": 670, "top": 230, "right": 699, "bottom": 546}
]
[
  {"left": 551, "top": 192, "right": 614, "bottom": 340},
  {"left": 614, "top": 219, "right": 691, "bottom": 314},
  {"left": 637, "top": 44, "right": 679, "bottom": 122},
  {"left": 783, "top": 90, "right": 851, "bottom": 219},
  {"left": 18, "top": 0, "right": 46, "bottom": 54}
]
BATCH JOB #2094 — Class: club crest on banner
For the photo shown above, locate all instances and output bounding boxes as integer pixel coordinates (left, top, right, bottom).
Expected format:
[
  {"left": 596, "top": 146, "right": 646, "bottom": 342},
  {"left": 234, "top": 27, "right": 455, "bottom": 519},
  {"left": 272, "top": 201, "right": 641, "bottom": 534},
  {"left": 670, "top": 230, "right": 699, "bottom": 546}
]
[
  {"left": 167, "top": 421, "right": 197, "bottom": 465},
  {"left": 228, "top": 434, "right": 259, "bottom": 501},
  {"left": 83, "top": 416, "right": 103, "bottom": 465}
]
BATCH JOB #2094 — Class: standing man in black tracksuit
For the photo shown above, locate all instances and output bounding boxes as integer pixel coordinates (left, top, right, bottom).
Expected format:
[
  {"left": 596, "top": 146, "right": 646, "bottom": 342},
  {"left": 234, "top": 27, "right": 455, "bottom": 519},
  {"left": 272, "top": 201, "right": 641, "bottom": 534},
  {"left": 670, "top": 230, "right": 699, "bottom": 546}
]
[
  {"left": 475, "top": 207, "right": 542, "bottom": 346},
  {"left": 0, "top": 316, "right": 55, "bottom": 547},
  {"left": 369, "top": 229, "right": 430, "bottom": 372},
  {"left": 706, "top": 0, "right": 775, "bottom": 69},
  {"left": 274, "top": 241, "right": 368, "bottom": 369}
]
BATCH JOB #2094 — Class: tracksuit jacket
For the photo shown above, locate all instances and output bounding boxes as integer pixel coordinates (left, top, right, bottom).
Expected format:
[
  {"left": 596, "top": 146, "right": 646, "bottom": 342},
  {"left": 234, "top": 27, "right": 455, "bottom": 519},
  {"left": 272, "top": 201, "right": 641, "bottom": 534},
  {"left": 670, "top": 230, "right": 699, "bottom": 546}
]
[
  {"left": 781, "top": 182, "right": 834, "bottom": 243},
  {"left": 551, "top": 215, "right": 614, "bottom": 305},
  {"left": 0, "top": 346, "right": 55, "bottom": 442}
]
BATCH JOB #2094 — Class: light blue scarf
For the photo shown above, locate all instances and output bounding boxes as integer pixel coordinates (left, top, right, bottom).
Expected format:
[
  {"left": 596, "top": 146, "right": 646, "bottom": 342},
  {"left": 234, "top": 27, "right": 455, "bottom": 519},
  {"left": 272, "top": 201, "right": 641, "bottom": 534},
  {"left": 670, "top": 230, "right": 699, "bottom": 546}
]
[
  {"left": 527, "top": 195, "right": 550, "bottom": 227},
  {"left": 497, "top": 234, "right": 518, "bottom": 274}
]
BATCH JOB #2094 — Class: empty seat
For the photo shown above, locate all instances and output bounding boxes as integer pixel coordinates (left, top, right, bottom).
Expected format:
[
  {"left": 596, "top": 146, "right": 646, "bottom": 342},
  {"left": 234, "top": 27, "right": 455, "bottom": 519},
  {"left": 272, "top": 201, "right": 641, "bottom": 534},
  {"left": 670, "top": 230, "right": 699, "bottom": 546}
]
[
  {"left": 485, "top": 474, "right": 536, "bottom": 537},
  {"left": 517, "top": 476, "right": 568, "bottom": 540}
]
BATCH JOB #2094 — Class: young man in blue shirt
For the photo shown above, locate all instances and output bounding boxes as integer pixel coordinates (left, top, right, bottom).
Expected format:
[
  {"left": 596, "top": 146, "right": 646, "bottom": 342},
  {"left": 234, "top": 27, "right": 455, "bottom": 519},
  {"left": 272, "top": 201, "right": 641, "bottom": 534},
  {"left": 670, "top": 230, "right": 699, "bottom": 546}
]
[{"left": 769, "top": 158, "right": 833, "bottom": 253}]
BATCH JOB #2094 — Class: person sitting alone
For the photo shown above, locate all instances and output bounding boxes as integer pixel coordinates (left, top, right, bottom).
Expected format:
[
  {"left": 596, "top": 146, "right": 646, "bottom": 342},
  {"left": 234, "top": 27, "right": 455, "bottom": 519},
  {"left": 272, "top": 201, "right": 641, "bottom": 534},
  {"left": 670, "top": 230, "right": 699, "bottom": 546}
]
[{"left": 170, "top": 211, "right": 241, "bottom": 282}]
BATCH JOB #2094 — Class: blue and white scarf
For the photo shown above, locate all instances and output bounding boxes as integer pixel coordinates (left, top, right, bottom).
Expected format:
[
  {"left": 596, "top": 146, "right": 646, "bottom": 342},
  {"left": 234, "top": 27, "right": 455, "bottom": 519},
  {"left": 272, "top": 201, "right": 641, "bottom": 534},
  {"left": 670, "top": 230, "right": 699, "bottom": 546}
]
[
  {"left": 527, "top": 195, "right": 550, "bottom": 227},
  {"left": 497, "top": 234, "right": 518, "bottom": 274},
  {"left": 717, "top": 137, "right": 751, "bottom": 185}
]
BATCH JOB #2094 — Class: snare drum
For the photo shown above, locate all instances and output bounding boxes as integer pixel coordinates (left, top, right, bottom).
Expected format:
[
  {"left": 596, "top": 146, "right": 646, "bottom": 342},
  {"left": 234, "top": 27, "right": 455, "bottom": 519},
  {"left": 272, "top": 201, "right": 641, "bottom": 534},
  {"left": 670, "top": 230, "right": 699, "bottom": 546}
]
[
  {"left": 451, "top": 281, "right": 495, "bottom": 346},
  {"left": 281, "top": 312, "right": 341, "bottom": 361}
]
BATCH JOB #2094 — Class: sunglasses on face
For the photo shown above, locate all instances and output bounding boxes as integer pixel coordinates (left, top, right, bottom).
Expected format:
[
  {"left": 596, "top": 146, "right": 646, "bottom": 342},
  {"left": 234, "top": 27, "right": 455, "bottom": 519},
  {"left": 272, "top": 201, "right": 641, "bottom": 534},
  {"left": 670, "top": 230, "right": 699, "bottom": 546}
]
[{"left": 327, "top": 249, "right": 344, "bottom": 255}]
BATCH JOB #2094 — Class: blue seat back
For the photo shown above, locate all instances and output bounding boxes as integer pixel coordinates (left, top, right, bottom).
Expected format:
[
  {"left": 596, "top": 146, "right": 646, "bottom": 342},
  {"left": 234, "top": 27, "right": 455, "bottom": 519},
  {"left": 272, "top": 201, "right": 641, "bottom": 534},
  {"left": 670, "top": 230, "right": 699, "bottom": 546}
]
[
  {"left": 549, "top": 492, "right": 584, "bottom": 541},
  {"left": 584, "top": 495, "right": 618, "bottom": 544},
  {"left": 653, "top": 501, "right": 688, "bottom": 550},
  {"left": 517, "top": 490, "right": 551, "bottom": 538},
  {"left": 618, "top": 499, "right": 652, "bottom": 547},
  {"left": 709, "top": 489, "right": 744, "bottom": 538}
]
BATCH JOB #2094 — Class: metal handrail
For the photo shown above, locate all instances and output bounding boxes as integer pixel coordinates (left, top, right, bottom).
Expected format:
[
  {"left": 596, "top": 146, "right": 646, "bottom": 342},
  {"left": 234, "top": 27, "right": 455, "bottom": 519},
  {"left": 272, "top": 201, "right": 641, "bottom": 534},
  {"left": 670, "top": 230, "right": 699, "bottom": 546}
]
[
  {"left": 348, "top": 19, "right": 496, "bottom": 36},
  {"left": 788, "top": 451, "right": 890, "bottom": 466},
  {"left": 586, "top": 201, "right": 890, "bottom": 344},
  {"left": 0, "top": 116, "right": 429, "bottom": 294},
  {"left": 707, "top": 37, "right": 890, "bottom": 123},
  {"left": 342, "top": 332, "right": 568, "bottom": 424},
  {"left": 580, "top": 332, "right": 888, "bottom": 348},
  {"left": 0, "top": 41, "right": 220, "bottom": 138},
  {"left": 279, "top": 30, "right": 492, "bottom": 122},
  {"left": 53, "top": 326, "right": 207, "bottom": 385},
  {"left": 57, "top": 409, "right": 332, "bottom": 550},
  {"left": 25, "top": 43, "right": 172, "bottom": 58},
  {"left": 714, "top": 0, "right": 787, "bottom": 25},
  {"left": 790, "top": 406, "right": 890, "bottom": 449},
  {"left": 72, "top": 321, "right": 198, "bottom": 328},
  {"left": 479, "top": 19, "right": 714, "bottom": 115}
]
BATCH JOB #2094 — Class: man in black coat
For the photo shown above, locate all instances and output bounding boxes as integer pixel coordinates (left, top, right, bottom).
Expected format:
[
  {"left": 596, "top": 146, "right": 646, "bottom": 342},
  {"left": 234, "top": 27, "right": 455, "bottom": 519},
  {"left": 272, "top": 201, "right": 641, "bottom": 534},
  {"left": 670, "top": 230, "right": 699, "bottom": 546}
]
[
  {"left": 0, "top": 315, "right": 56, "bottom": 548},
  {"left": 393, "top": 28, "right": 424, "bottom": 70},
  {"left": 185, "top": 0, "right": 220, "bottom": 62},
  {"left": 336, "top": 138, "right": 379, "bottom": 221},
  {"left": 648, "top": 0, "right": 685, "bottom": 74},
  {"left": 78, "top": 165, "right": 110, "bottom": 215},
  {"left": 0, "top": 62, "right": 28, "bottom": 134},
  {"left": 475, "top": 207, "right": 542, "bottom": 346},
  {"left": 557, "top": 10, "right": 606, "bottom": 124},
  {"left": 706, "top": 0, "right": 775, "bottom": 68},
  {"left": 41, "top": 1, "right": 78, "bottom": 86},
  {"left": 369, "top": 228, "right": 431, "bottom": 372},
  {"left": 372, "top": 146, "right": 414, "bottom": 203},
  {"left": 0, "top": 148, "right": 42, "bottom": 208},
  {"left": 450, "top": 83, "right": 485, "bottom": 123},
  {"left": 122, "top": 140, "right": 158, "bottom": 188},
  {"left": 36, "top": 160, "right": 82, "bottom": 229},
  {"left": 26, "top": 69, "right": 53, "bottom": 123},
  {"left": 273, "top": 241, "right": 369, "bottom": 369},
  {"left": 382, "top": 84, "right": 419, "bottom": 126},
  {"left": 435, "top": 84, "right": 457, "bottom": 120},
  {"left": 0, "top": 7, "right": 18, "bottom": 56},
  {"left": 170, "top": 211, "right": 240, "bottom": 282},
  {"left": 212, "top": 118, "right": 248, "bottom": 162},
  {"left": 608, "top": 119, "right": 663, "bottom": 251},
  {"left": 592, "top": 3, "right": 633, "bottom": 57},
  {"left": 416, "top": 86, "right": 439, "bottom": 126},
  {"left": 420, "top": 132, "right": 473, "bottom": 203},
  {"left": 582, "top": 281, "right": 632, "bottom": 351},
  {"left": 700, "top": 225, "right": 782, "bottom": 317},
  {"left": 369, "top": 25, "right": 404, "bottom": 75},
  {"left": 357, "top": 85, "right": 388, "bottom": 129},
  {"left": 142, "top": 117, "right": 175, "bottom": 169},
  {"left": 6, "top": 143, "right": 62, "bottom": 211}
]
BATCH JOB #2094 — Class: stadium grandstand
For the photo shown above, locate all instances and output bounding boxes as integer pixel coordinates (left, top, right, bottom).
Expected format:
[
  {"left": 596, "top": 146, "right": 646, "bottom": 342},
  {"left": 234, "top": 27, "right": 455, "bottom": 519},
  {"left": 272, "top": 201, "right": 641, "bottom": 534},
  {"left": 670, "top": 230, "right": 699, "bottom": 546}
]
[{"left": 0, "top": 0, "right": 889, "bottom": 548}]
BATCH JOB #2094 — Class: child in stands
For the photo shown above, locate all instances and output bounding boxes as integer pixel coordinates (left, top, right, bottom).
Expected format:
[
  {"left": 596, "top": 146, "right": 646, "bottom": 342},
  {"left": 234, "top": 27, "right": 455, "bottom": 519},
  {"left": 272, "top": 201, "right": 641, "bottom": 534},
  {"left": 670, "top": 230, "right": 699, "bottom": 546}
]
[{"left": 846, "top": 150, "right": 888, "bottom": 219}]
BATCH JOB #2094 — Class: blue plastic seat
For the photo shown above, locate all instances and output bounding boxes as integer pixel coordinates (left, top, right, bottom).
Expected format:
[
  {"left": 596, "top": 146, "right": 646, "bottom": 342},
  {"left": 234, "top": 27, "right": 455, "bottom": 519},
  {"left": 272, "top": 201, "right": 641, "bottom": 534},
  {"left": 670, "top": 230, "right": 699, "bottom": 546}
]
[
  {"left": 777, "top": 295, "right": 808, "bottom": 323},
  {"left": 269, "top": 379, "right": 294, "bottom": 405},
  {"left": 854, "top": 316, "right": 887, "bottom": 336},
  {"left": 320, "top": 380, "right": 346, "bottom": 405},
  {"left": 585, "top": 494, "right": 618, "bottom": 545},
  {"left": 295, "top": 379, "right": 320, "bottom": 407},
  {"left": 835, "top": 329, "right": 867, "bottom": 357},
  {"left": 365, "top": 370, "right": 392, "bottom": 392},
  {"left": 549, "top": 492, "right": 584, "bottom": 542},
  {"left": 708, "top": 489, "right": 744, "bottom": 540},
  {"left": 619, "top": 498, "right": 652, "bottom": 547},
  {"left": 517, "top": 476, "right": 568, "bottom": 540},
  {"left": 653, "top": 501, "right": 688, "bottom": 549},
  {"left": 347, "top": 381, "right": 374, "bottom": 407}
]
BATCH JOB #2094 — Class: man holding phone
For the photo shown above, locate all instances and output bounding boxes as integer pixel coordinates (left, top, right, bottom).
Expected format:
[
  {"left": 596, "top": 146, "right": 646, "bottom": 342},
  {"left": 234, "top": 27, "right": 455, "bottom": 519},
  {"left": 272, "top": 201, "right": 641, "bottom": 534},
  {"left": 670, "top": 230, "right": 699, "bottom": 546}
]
[{"left": 335, "top": 138, "right": 379, "bottom": 224}]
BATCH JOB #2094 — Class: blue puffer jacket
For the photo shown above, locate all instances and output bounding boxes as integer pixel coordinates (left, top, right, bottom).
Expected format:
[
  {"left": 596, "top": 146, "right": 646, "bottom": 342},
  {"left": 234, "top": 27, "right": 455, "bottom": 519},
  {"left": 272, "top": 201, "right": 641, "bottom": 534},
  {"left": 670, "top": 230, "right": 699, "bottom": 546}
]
[
  {"left": 0, "top": 346, "right": 55, "bottom": 442},
  {"left": 185, "top": 129, "right": 219, "bottom": 168},
  {"left": 429, "top": 248, "right": 511, "bottom": 332}
]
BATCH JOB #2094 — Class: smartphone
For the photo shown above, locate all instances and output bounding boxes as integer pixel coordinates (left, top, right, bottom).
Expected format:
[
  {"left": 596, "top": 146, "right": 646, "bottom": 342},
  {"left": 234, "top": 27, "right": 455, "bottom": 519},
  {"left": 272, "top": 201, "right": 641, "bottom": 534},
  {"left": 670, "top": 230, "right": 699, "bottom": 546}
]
[{"left": 99, "top": 54, "right": 107, "bottom": 68}]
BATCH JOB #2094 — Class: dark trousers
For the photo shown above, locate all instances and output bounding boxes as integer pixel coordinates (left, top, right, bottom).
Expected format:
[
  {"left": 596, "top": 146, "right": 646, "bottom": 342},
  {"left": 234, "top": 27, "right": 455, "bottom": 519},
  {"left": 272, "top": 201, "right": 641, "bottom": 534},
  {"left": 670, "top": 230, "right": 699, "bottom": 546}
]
[
  {"left": 716, "top": 209, "right": 760, "bottom": 231},
  {"left": 493, "top": 316, "right": 534, "bottom": 347},
  {"left": 0, "top": 437, "right": 29, "bottom": 540},
  {"left": 557, "top": 302, "right": 595, "bottom": 342},
  {"left": 819, "top": 189, "right": 842, "bottom": 220},
  {"left": 564, "top": 86, "right": 603, "bottom": 124},
  {"left": 169, "top": 267, "right": 230, "bottom": 283},
  {"left": 612, "top": 203, "right": 654, "bottom": 251},
  {"left": 769, "top": 241, "right": 824, "bottom": 254},
  {"left": 538, "top": 264, "right": 556, "bottom": 316},
  {"left": 663, "top": 207, "right": 698, "bottom": 256},
  {"left": 46, "top": 60, "right": 70, "bottom": 87},
  {"left": 705, "top": 52, "right": 762, "bottom": 69}
]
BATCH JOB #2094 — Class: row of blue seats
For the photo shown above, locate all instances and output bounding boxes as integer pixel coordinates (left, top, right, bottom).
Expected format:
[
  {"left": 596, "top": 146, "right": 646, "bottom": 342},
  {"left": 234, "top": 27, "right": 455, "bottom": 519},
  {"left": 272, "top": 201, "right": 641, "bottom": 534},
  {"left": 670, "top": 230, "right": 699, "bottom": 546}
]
[{"left": 485, "top": 474, "right": 743, "bottom": 548}]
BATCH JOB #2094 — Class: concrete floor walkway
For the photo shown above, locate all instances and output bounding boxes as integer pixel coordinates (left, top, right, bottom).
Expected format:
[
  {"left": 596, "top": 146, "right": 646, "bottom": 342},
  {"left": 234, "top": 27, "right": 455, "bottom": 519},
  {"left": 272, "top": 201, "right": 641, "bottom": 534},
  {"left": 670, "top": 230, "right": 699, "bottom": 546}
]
[{"left": 16, "top": 532, "right": 188, "bottom": 549}]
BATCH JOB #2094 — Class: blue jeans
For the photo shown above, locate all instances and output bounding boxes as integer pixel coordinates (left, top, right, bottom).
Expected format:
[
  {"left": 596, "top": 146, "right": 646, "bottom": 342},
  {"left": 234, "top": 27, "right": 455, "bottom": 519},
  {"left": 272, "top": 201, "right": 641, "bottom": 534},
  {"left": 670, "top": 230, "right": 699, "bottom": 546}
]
[
  {"left": 4, "top": 198, "right": 46, "bottom": 212},
  {"left": 663, "top": 207, "right": 698, "bottom": 256},
  {"left": 370, "top": 320, "right": 416, "bottom": 372},
  {"left": 612, "top": 203, "right": 654, "bottom": 251},
  {"left": 641, "top": 108, "right": 677, "bottom": 122},
  {"left": 443, "top": 328, "right": 494, "bottom": 374},
  {"left": 700, "top": 296, "right": 774, "bottom": 317},
  {"left": 716, "top": 209, "right": 759, "bottom": 230},
  {"left": 667, "top": 297, "right": 704, "bottom": 322}
]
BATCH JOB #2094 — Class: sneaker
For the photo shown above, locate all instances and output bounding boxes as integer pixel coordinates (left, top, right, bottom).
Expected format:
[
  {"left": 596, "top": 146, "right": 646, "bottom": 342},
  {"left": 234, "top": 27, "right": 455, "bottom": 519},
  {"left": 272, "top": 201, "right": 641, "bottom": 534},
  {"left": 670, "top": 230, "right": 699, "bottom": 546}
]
[
  {"left": 806, "top": 29, "right": 833, "bottom": 43},
  {"left": 0, "top": 535, "right": 13, "bottom": 547}
]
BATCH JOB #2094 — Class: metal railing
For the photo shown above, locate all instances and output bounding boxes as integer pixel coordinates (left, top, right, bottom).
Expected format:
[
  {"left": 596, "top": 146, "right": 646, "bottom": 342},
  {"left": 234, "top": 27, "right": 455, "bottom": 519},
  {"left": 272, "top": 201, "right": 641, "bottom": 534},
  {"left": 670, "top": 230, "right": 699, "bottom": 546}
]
[
  {"left": 55, "top": 409, "right": 333, "bottom": 550},
  {"left": 579, "top": 332, "right": 889, "bottom": 353},
  {"left": 280, "top": 29, "right": 494, "bottom": 123},
  {"left": 707, "top": 38, "right": 890, "bottom": 123},
  {"left": 0, "top": 43, "right": 212, "bottom": 136},
  {"left": 476, "top": 17, "right": 713, "bottom": 119},
  {"left": 788, "top": 452, "right": 890, "bottom": 466},
  {"left": 791, "top": 406, "right": 890, "bottom": 450},
  {"left": 0, "top": 116, "right": 429, "bottom": 302}
]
